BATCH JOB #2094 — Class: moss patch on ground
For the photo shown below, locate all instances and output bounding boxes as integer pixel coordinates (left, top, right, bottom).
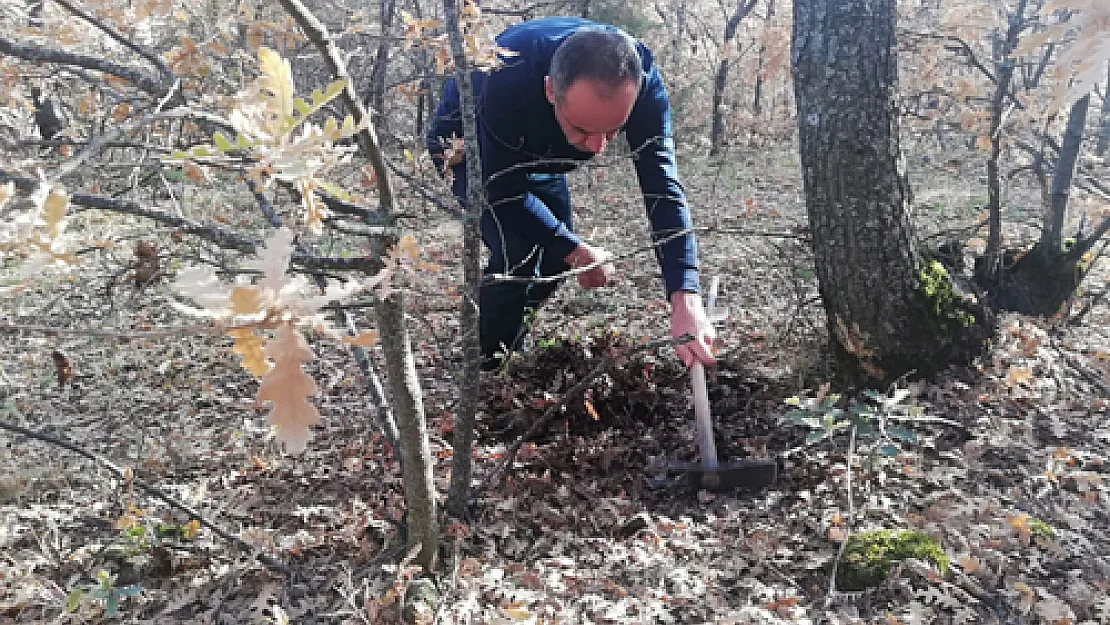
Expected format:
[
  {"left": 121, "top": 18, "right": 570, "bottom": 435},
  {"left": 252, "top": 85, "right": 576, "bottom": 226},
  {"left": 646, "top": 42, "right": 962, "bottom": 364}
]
[{"left": 836, "top": 529, "right": 949, "bottom": 591}]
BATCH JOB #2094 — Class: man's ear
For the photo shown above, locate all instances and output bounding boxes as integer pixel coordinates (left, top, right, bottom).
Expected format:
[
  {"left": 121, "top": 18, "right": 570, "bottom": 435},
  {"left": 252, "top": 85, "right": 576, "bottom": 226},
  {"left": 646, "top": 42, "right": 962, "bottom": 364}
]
[{"left": 544, "top": 76, "right": 555, "bottom": 105}]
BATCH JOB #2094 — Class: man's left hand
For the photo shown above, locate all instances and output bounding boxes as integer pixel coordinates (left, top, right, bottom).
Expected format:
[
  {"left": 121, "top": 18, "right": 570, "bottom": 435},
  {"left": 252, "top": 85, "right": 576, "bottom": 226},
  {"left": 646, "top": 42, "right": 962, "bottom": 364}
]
[{"left": 670, "top": 290, "right": 717, "bottom": 368}]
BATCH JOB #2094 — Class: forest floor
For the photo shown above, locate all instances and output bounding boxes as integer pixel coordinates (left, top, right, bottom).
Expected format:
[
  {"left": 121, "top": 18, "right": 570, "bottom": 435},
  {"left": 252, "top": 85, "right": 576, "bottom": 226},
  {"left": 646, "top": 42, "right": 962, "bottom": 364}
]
[{"left": 2, "top": 139, "right": 1110, "bottom": 625}]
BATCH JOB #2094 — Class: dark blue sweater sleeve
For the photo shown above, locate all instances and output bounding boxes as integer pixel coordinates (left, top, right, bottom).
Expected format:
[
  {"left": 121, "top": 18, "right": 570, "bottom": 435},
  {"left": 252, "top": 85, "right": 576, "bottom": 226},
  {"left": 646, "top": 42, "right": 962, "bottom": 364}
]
[{"left": 625, "top": 63, "right": 701, "bottom": 296}]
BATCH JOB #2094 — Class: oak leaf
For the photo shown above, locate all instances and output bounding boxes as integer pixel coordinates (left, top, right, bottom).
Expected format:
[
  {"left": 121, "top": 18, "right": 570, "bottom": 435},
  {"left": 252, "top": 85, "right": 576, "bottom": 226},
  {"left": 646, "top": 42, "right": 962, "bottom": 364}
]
[
  {"left": 229, "top": 286, "right": 263, "bottom": 315},
  {"left": 256, "top": 323, "right": 319, "bottom": 452},
  {"left": 0, "top": 181, "right": 13, "bottom": 209},
  {"left": 41, "top": 185, "right": 69, "bottom": 240},
  {"left": 52, "top": 350, "right": 74, "bottom": 387},
  {"left": 230, "top": 328, "right": 269, "bottom": 377},
  {"left": 341, "top": 330, "right": 379, "bottom": 348}
]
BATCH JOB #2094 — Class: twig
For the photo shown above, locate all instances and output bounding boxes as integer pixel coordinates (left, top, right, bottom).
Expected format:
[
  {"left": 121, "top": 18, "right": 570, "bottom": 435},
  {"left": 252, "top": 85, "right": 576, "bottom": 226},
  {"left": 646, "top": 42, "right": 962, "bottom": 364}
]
[
  {"left": 0, "top": 35, "right": 170, "bottom": 98},
  {"left": 0, "top": 419, "right": 291, "bottom": 576},
  {"left": 46, "top": 88, "right": 181, "bottom": 187},
  {"left": 825, "top": 423, "right": 858, "bottom": 605},
  {"left": 474, "top": 334, "right": 693, "bottom": 495},
  {"left": 50, "top": 0, "right": 173, "bottom": 79},
  {"left": 0, "top": 322, "right": 226, "bottom": 339},
  {"left": 482, "top": 226, "right": 696, "bottom": 285},
  {"left": 0, "top": 167, "right": 384, "bottom": 275}
]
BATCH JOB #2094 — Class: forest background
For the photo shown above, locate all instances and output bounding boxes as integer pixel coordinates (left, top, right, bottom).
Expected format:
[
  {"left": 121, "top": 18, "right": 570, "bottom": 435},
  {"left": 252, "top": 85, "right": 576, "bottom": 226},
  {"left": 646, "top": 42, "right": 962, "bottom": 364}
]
[{"left": 2, "top": 0, "right": 1110, "bottom": 623}]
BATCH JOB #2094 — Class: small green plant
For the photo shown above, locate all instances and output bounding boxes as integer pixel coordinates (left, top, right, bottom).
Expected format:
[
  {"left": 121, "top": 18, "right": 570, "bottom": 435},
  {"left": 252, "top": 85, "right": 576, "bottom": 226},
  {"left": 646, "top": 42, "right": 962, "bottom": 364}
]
[
  {"left": 65, "top": 570, "right": 143, "bottom": 618},
  {"left": 1029, "top": 517, "right": 1055, "bottom": 541},
  {"left": 837, "top": 529, "right": 949, "bottom": 590},
  {"left": 920, "top": 260, "right": 975, "bottom": 327},
  {"left": 784, "top": 387, "right": 920, "bottom": 458}
]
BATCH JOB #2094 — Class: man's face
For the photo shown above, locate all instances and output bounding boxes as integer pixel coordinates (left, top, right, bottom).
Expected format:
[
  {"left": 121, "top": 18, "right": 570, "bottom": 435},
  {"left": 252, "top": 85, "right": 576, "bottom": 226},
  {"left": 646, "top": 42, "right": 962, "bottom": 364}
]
[{"left": 545, "top": 76, "right": 638, "bottom": 154}]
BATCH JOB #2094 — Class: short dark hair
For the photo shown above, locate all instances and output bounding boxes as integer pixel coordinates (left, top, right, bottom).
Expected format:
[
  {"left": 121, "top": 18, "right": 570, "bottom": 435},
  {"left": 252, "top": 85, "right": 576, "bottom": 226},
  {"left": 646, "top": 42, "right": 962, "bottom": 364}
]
[{"left": 548, "top": 27, "right": 643, "bottom": 103}]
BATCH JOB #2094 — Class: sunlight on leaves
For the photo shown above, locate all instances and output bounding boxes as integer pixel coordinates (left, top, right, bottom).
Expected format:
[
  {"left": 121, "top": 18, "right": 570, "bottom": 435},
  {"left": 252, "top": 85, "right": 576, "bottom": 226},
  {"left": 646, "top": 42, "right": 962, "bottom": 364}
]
[
  {"left": 0, "top": 182, "right": 14, "bottom": 209},
  {"left": 341, "top": 330, "right": 379, "bottom": 348},
  {"left": 229, "top": 286, "right": 263, "bottom": 315},
  {"left": 230, "top": 327, "right": 270, "bottom": 377},
  {"left": 257, "top": 323, "right": 320, "bottom": 453}
]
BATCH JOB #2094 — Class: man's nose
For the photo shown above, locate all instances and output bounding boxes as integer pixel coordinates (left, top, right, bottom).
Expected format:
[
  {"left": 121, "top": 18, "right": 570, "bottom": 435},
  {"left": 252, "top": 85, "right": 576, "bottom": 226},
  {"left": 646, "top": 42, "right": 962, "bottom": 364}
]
[{"left": 584, "top": 134, "right": 607, "bottom": 153}]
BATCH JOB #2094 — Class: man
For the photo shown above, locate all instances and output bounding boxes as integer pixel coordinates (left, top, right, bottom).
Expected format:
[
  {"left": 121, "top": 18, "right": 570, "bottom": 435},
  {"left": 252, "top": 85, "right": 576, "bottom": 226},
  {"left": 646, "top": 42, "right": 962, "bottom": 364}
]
[{"left": 427, "top": 16, "right": 715, "bottom": 370}]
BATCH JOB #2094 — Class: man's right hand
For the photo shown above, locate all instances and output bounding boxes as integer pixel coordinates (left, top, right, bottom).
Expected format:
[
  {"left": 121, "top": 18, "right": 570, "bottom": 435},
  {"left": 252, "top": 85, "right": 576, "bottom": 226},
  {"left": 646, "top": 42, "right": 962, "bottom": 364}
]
[{"left": 564, "top": 243, "right": 614, "bottom": 289}]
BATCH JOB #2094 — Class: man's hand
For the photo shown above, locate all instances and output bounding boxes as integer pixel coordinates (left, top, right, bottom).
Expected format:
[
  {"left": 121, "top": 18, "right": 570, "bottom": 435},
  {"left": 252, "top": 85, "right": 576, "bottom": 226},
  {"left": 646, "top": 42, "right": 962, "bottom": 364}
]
[
  {"left": 670, "top": 290, "right": 717, "bottom": 368},
  {"left": 564, "top": 243, "right": 614, "bottom": 289}
]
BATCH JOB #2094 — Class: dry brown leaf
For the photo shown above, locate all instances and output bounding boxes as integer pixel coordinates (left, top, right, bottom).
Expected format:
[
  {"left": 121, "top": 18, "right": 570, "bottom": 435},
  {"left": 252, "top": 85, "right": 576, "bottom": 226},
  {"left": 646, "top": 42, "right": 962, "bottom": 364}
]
[
  {"left": 229, "top": 328, "right": 269, "bottom": 377},
  {"left": 134, "top": 241, "right": 160, "bottom": 286},
  {"left": 229, "top": 286, "right": 263, "bottom": 315},
  {"left": 341, "top": 330, "right": 379, "bottom": 348},
  {"left": 51, "top": 350, "right": 73, "bottom": 387},
  {"left": 41, "top": 186, "right": 68, "bottom": 240},
  {"left": 584, "top": 399, "right": 600, "bottom": 421},
  {"left": 0, "top": 181, "right": 14, "bottom": 209},
  {"left": 183, "top": 161, "right": 204, "bottom": 184},
  {"left": 256, "top": 323, "right": 319, "bottom": 452},
  {"left": 112, "top": 102, "right": 132, "bottom": 121},
  {"left": 1006, "top": 366, "right": 1033, "bottom": 387}
]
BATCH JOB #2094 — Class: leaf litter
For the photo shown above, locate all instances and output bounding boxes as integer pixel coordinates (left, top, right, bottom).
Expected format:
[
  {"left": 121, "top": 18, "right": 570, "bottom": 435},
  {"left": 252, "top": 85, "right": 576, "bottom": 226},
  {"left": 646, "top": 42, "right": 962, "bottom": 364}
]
[{"left": 1, "top": 145, "right": 1109, "bottom": 624}]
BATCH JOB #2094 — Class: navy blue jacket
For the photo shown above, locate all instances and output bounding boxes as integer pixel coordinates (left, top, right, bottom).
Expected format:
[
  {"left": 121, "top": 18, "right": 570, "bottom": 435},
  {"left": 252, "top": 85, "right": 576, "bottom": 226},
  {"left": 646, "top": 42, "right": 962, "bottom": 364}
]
[{"left": 427, "top": 17, "right": 699, "bottom": 296}]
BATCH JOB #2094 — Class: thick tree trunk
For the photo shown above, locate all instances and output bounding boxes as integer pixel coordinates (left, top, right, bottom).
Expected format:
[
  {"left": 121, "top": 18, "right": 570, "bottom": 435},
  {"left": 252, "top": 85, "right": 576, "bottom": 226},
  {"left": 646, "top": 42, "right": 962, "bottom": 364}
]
[{"left": 792, "top": 0, "right": 986, "bottom": 383}]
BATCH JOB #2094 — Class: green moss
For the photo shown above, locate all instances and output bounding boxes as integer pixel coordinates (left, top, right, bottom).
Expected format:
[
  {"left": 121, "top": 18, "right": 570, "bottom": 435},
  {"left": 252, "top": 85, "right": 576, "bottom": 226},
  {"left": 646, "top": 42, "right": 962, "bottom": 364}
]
[
  {"left": 1028, "top": 518, "right": 1055, "bottom": 542},
  {"left": 919, "top": 260, "right": 975, "bottom": 328},
  {"left": 837, "top": 529, "right": 949, "bottom": 591}
]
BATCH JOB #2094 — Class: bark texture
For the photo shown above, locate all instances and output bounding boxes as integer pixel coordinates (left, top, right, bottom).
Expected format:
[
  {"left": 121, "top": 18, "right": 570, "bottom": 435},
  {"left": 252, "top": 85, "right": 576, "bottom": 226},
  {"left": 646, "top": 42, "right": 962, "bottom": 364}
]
[
  {"left": 792, "top": 0, "right": 985, "bottom": 382},
  {"left": 278, "top": 0, "right": 438, "bottom": 573},
  {"left": 442, "top": 0, "right": 484, "bottom": 519},
  {"left": 1000, "top": 94, "right": 1090, "bottom": 315}
]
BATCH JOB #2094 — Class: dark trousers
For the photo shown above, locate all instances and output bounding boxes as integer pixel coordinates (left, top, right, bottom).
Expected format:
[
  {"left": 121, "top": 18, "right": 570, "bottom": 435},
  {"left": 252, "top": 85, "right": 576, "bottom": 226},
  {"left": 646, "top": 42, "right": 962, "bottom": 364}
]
[{"left": 454, "top": 172, "right": 573, "bottom": 363}]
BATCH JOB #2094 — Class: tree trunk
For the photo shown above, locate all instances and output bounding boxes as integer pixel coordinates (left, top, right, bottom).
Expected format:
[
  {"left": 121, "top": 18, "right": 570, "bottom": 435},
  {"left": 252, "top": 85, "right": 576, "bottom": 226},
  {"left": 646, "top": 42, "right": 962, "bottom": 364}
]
[
  {"left": 709, "top": 0, "right": 758, "bottom": 158},
  {"left": 1040, "top": 93, "right": 1090, "bottom": 258},
  {"left": 409, "top": 0, "right": 435, "bottom": 140},
  {"left": 982, "top": 0, "right": 1029, "bottom": 285},
  {"left": 275, "top": 0, "right": 439, "bottom": 574},
  {"left": 673, "top": 0, "right": 687, "bottom": 65},
  {"left": 753, "top": 0, "right": 775, "bottom": 115},
  {"left": 366, "top": 0, "right": 398, "bottom": 119},
  {"left": 1097, "top": 65, "right": 1110, "bottom": 157},
  {"left": 376, "top": 297, "right": 439, "bottom": 571},
  {"left": 1000, "top": 93, "right": 1091, "bottom": 315},
  {"left": 792, "top": 0, "right": 986, "bottom": 383},
  {"left": 442, "top": 0, "right": 484, "bottom": 519}
]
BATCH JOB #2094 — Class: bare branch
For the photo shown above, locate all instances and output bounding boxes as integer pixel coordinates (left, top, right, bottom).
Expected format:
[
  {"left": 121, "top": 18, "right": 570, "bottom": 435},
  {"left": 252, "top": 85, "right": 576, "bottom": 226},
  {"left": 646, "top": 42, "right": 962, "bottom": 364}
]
[
  {"left": 50, "top": 0, "right": 173, "bottom": 78},
  {"left": 0, "top": 419, "right": 291, "bottom": 577},
  {"left": 0, "top": 168, "right": 385, "bottom": 274},
  {"left": 0, "top": 35, "right": 171, "bottom": 98}
]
